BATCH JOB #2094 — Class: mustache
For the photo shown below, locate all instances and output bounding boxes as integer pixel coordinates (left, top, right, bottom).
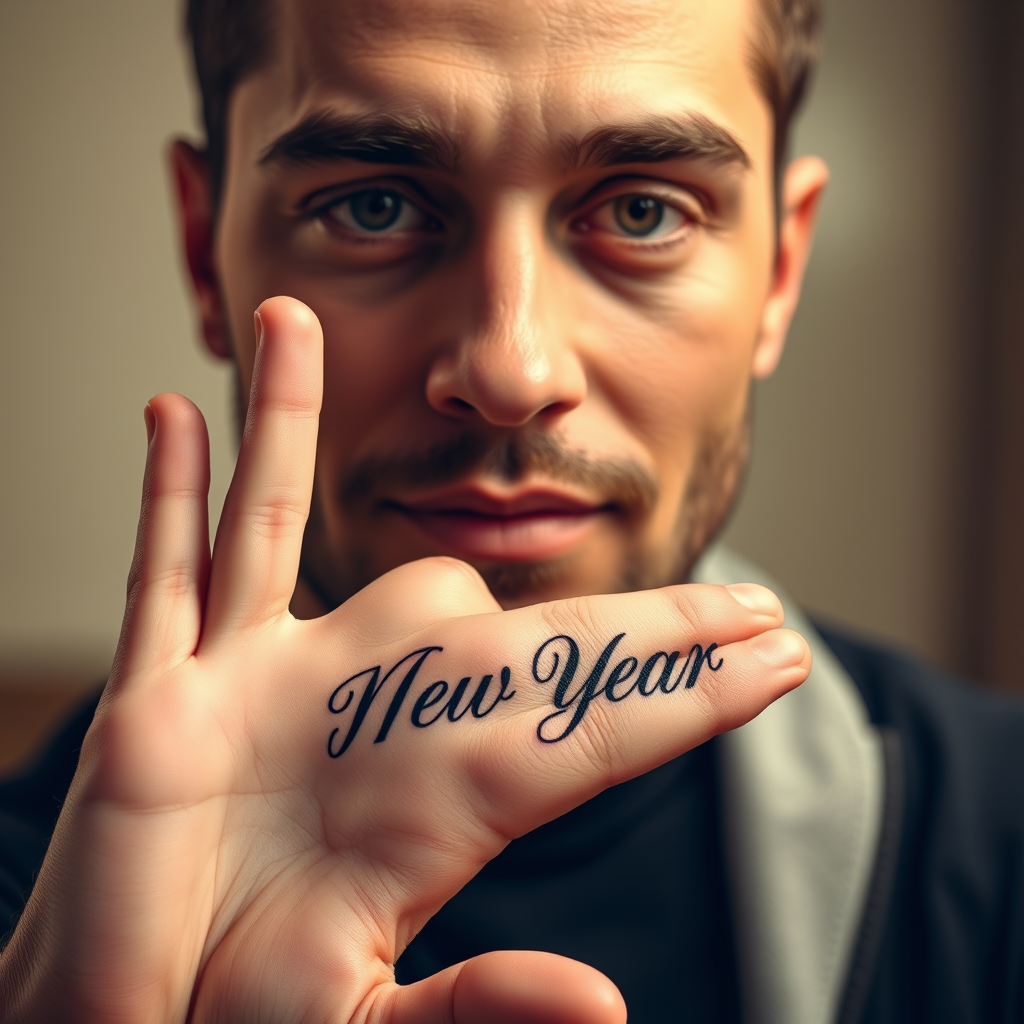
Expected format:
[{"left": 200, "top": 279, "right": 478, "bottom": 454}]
[{"left": 338, "top": 431, "right": 659, "bottom": 517}]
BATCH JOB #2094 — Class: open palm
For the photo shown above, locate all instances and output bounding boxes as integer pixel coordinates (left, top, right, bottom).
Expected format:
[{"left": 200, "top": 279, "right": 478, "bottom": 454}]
[{"left": 0, "top": 298, "right": 809, "bottom": 1024}]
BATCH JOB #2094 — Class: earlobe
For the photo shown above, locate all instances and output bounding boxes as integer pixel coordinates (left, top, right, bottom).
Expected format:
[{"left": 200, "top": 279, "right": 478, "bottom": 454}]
[
  {"left": 168, "top": 139, "right": 233, "bottom": 360},
  {"left": 751, "top": 155, "right": 829, "bottom": 379}
]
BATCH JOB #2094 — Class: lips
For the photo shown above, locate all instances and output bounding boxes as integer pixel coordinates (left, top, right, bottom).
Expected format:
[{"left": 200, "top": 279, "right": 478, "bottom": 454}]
[{"left": 382, "top": 486, "right": 610, "bottom": 562}]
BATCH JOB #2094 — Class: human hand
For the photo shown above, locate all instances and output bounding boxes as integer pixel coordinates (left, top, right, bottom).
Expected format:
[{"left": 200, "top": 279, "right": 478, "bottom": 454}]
[{"left": 0, "top": 297, "right": 810, "bottom": 1024}]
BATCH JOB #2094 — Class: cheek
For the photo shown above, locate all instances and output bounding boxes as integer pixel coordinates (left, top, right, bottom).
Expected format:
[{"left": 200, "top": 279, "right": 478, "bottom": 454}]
[
  {"left": 218, "top": 226, "right": 430, "bottom": 465},
  {"left": 315, "top": 297, "right": 428, "bottom": 457},
  {"left": 215, "top": 196, "right": 279, "bottom": 407},
  {"left": 583, "top": 243, "right": 769, "bottom": 459}
]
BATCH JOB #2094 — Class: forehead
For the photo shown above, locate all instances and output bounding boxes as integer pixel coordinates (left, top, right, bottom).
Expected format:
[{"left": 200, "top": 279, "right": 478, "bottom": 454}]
[{"left": 235, "top": 0, "right": 770, "bottom": 176}]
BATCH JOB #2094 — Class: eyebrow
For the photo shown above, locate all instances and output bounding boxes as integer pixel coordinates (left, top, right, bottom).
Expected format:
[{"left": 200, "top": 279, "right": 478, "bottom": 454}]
[
  {"left": 563, "top": 114, "right": 751, "bottom": 172},
  {"left": 259, "top": 111, "right": 461, "bottom": 171},
  {"left": 259, "top": 109, "right": 750, "bottom": 177}
]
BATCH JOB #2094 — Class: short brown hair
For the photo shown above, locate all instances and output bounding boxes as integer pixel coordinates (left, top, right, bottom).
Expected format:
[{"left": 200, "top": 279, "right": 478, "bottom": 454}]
[
  {"left": 185, "top": 0, "right": 274, "bottom": 208},
  {"left": 748, "top": 0, "right": 823, "bottom": 181},
  {"left": 186, "top": 0, "right": 821, "bottom": 206}
]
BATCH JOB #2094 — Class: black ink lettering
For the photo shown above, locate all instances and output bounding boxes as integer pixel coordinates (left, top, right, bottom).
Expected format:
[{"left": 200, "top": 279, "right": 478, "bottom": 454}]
[
  {"left": 327, "top": 647, "right": 441, "bottom": 757},
  {"left": 469, "top": 666, "right": 517, "bottom": 718},
  {"left": 532, "top": 635, "right": 580, "bottom": 697},
  {"left": 634, "top": 651, "right": 681, "bottom": 696},
  {"left": 647, "top": 655, "right": 679, "bottom": 696},
  {"left": 656, "top": 652, "right": 683, "bottom": 693},
  {"left": 469, "top": 675, "right": 493, "bottom": 715},
  {"left": 328, "top": 682, "right": 356, "bottom": 715},
  {"left": 536, "top": 633, "right": 626, "bottom": 743},
  {"left": 445, "top": 677, "right": 474, "bottom": 721},
  {"left": 411, "top": 680, "right": 450, "bottom": 727},
  {"left": 374, "top": 647, "right": 444, "bottom": 743},
  {"left": 528, "top": 633, "right": 724, "bottom": 747},
  {"left": 673, "top": 643, "right": 723, "bottom": 690},
  {"left": 327, "top": 665, "right": 386, "bottom": 758},
  {"left": 327, "top": 631, "right": 725, "bottom": 758},
  {"left": 327, "top": 650, "right": 516, "bottom": 756},
  {"left": 605, "top": 656, "right": 639, "bottom": 701}
]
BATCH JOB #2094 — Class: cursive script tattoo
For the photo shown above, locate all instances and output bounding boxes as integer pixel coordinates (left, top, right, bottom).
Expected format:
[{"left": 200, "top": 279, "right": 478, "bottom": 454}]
[
  {"left": 327, "top": 647, "right": 516, "bottom": 758},
  {"left": 326, "top": 634, "right": 722, "bottom": 756},
  {"left": 531, "top": 635, "right": 723, "bottom": 742}
]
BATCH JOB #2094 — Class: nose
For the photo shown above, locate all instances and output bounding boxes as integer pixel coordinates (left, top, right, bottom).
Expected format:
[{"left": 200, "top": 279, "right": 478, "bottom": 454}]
[{"left": 425, "top": 198, "right": 586, "bottom": 427}]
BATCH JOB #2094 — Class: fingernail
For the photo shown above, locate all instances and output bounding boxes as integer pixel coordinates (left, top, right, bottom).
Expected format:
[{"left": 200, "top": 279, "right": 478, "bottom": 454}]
[
  {"left": 753, "top": 628, "right": 808, "bottom": 667},
  {"left": 725, "top": 583, "right": 781, "bottom": 617},
  {"left": 144, "top": 403, "right": 155, "bottom": 446},
  {"left": 253, "top": 309, "right": 264, "bottom": 350}
]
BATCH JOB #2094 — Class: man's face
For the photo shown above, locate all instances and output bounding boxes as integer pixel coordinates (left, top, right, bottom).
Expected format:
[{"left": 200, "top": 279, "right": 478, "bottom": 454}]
[{"left": 202, "top": 0, "right": 800, "bottom": 610}]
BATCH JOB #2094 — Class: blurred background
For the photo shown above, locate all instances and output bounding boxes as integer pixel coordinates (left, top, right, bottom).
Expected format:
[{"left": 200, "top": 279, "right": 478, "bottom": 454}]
[{"left": 1, "top": 0, "right": 1023, "bottom": 769}]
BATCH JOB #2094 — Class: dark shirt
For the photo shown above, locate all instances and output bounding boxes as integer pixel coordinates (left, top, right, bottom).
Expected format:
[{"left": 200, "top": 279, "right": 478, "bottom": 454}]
[
  {"left": 396, "top": 738, "right": 742, "bottom": 1022},
  {"left": 0, "top": 692, "right": 100, "bottom": 944},
  {"left": 820, "top": 626, "right": 1024, "bottom": 1024}
]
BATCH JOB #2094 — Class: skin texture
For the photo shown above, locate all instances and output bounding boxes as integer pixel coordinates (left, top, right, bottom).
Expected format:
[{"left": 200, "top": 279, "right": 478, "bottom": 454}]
[
  {"left": 0, "top": 0, "right": 825, "bottom": 1020},
  {"left": 0, "top": 301, "right": 809, "bottom": 1023},
  {"left": 176, "top": 0, "right": 827, "bottom": 611}
]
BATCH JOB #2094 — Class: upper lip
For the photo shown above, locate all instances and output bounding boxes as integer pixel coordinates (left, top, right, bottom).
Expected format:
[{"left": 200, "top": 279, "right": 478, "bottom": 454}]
[{"left": 384, "top": 485, "right": 608, "bottom": 518}]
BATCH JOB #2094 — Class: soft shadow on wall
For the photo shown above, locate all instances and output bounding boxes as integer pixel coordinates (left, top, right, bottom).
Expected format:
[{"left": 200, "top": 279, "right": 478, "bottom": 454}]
[{"left": 723, "top": 0, "right": 1024, "bottom": 693}]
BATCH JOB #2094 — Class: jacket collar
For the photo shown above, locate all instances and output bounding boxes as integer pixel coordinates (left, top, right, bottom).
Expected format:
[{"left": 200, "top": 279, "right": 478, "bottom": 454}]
[{"left": 693, "top": 546, "right": 886, "bottom": 1024}]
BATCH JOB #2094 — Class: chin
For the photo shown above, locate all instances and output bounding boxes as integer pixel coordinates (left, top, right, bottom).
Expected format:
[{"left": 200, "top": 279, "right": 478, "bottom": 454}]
[
  {"left": 475, "top": 551, "right": 643, "bottom": 608},
  {"left": 472, "top": 558, "right": 567, "bottom": 606}
]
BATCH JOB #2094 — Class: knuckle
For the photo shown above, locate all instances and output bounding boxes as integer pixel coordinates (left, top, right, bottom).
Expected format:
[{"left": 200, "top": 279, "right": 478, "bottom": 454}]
[
  {"left": 76, "top": 688, "right": 151, "bottom": 791},
  {"left": 256, "top": 392, "right": 320, "bottom": 418},
  {"left": 663, "top": 585, "right": 709, "bottom": 637},
  {"left": 239, "top": 494, "right": 310, "bottom": 540},
  {"left": 392, "top": 556, "right": 493, "bottom": 609},
  {"left": 147, "top": 563, "right": 197, "bottom": 600},
  {"left": 151, "top": 481, "right": 207, "bottom": 504},
  {"left": 539, "top": 595, "right": 600, "bottom": 640},
  {"left": 341, "top": 556, "right": 497, "bottom": 644},
  {"left": 382, "top": 554, "right": 467, "bottom": 587},
  {"left": 424, "top": 555, "right": 486, "bottom": 590}
]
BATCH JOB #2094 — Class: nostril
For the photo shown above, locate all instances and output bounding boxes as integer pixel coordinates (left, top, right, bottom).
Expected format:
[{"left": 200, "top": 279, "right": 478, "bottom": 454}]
[
  {"left": 540, "top": 399, "right": 570, "bottom": 417},
  {"left": 447, "top": 396, "right": 475, "bottom": 413}
]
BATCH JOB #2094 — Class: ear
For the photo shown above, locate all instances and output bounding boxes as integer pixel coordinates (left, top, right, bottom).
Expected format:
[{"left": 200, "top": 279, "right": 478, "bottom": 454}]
[
  {"left": 168, "top": 139, "right": 232, "bottom": 360},
  {"left": 751, "top": 155, "right": 829, "bottom": 378}
]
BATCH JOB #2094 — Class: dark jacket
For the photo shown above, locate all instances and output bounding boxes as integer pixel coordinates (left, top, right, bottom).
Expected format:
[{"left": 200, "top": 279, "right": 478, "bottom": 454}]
[{"left": 822, "top": 625, "right": 1024, "bottom": 1024}]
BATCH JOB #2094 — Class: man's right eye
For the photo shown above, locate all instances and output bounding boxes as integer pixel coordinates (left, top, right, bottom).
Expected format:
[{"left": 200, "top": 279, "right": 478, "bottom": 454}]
[{"left": 322, "top": 188, "right": 433, "bottom": 235}]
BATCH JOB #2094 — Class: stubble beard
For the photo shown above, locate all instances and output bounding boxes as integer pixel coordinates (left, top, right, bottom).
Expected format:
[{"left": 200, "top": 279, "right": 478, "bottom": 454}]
[
  {"left": 233, "top": 364, "right": 752, "bottom": 610},
  {"left": 297, "top": 406, "right": 752, "bottom": 611},
  {"left": 473, "top": 413, "right": 750, "bottom": 603}
]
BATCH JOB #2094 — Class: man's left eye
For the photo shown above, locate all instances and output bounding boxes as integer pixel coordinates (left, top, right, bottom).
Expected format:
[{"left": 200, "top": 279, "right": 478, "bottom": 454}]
[
  {"left": 323, "top": 189, "right": 430, "bottom": 234},
  {"left": 588, "top": 194, "right": 687, "bottom": 240}
]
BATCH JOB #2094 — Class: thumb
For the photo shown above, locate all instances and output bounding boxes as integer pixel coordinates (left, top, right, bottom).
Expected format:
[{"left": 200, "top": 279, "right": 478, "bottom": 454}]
[{"left": 378, "top": 950, "right": 627, "bottom": 1024}]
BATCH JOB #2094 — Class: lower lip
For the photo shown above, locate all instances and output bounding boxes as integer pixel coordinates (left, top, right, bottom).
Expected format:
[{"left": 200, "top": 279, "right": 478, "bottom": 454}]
[{"left": 392, "top": 508, "right": 604, "bottom": 562}]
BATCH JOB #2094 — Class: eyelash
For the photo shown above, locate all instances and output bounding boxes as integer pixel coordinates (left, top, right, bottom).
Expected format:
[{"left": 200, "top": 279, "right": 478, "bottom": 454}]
[
  {"left": 308, "top": 185, "right": 441, "bottom": 241},
  {"left": 575, "top": 198, "right": 694, "bottom": 247},
  {"left": 304, "top": 181, "right": 701, "bottom": 250},
  {"left": 571, "top": 181, "right": 703, "bottom": 248}
]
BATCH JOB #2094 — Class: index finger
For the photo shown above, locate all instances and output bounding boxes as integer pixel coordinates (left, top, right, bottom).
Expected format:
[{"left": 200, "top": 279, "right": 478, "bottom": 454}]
[
  {"left": 204, "top": 297, "right": 323, "bottom": 638},
  {"left": 470, "top": 583, "right": 808, "bottom": 829},
  {"left": 319, "top": 582, "right": 806, "bottom": 816}
]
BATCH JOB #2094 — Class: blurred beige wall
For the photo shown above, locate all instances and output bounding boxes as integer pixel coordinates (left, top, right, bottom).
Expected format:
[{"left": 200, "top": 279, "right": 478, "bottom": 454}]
[
  {"left": 0, "top": 1, "right": 236, "bottom": 680},
  {"left": 722, "top": 0, "right": 985, "bottom": 670},
  {"left": 0, "top": 0, "right": 995, "bottom": 684}
]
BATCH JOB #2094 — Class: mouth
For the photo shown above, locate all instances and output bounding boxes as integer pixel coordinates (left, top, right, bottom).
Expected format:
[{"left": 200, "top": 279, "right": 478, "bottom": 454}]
[{"left": 381, "top": 486, "right": 612, "bottom": 562}]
